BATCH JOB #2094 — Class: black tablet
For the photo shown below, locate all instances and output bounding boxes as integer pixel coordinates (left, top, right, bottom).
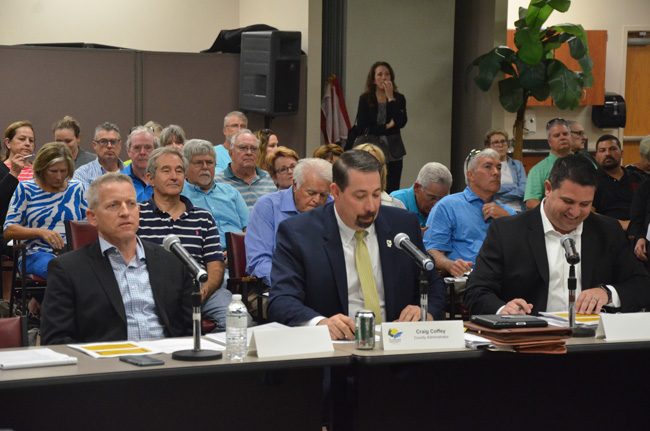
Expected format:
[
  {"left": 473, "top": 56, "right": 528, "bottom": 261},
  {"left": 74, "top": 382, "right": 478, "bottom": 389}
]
[{"left": 471, "top": 314, "right": 548, "bottom": 329}]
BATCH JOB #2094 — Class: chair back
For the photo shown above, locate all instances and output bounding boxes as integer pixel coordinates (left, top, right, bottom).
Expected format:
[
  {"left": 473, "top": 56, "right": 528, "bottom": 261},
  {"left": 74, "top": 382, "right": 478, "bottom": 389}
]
[
  {"left": 64, "top": 220, "right": 98, "bottom": 251},
  {"left": 226, "top": 232, "right": 248, "bottom": 278},
  {"left": 0, "top": 316, "right": 27, "bottom": 348}
]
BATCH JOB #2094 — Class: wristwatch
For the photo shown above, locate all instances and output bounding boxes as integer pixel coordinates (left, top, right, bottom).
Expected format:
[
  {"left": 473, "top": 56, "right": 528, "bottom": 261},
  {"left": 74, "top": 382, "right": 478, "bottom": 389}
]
[{"left": 599, "top": 284, "right": 612, "bottom": 304}]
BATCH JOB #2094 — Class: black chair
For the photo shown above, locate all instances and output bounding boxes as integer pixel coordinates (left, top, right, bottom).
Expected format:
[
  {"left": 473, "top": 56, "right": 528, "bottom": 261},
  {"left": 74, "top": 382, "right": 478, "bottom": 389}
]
[
  {"left": 225, "top": 232, "right": 267, "bottom": 323},
  {"left": 9, "top": 241, "right": 47, "bottom": 317}
]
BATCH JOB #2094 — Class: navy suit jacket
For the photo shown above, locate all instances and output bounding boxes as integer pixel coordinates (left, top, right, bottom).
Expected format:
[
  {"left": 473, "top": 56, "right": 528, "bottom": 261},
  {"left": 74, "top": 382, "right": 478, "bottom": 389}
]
[
  {"left": 41, "top": 240, "right": 193, "bottom": 345},
  {"left": 268, "top": 202, "right": 446, "bottom": 325},
  {"left": 464, "top": 206, "right": 650, "bottom": 315}
]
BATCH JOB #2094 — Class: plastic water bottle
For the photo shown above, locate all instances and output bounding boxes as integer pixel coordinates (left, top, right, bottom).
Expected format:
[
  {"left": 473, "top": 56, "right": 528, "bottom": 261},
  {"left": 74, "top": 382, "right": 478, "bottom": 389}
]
[{"left": 225, "top": 294, "right": 248, "bottom": 361}]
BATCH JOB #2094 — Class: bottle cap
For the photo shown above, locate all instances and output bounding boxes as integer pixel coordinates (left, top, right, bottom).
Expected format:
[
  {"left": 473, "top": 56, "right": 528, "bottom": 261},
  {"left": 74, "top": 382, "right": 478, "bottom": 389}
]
[{"left": 232, "top": 294, "right": 242, "bottom": 300}]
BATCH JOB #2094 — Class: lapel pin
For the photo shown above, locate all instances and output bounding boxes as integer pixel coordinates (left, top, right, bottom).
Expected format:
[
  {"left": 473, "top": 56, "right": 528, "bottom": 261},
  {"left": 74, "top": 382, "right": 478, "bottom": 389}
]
[{"left": 386, "top": 240, "right": 392, "bottom": 248}]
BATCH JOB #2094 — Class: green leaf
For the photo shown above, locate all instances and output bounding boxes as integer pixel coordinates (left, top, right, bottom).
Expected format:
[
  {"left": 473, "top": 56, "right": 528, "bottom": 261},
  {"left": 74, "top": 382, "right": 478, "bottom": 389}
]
[
  {"left": 525, "top": 3, "right": 553, "bottom": 29},
  {"left": 578, "top": 55, "right": 593, "bottom": 86},
  {"left": 519, "top": 62, "right": 547, "bottom": 89},
  {"left": 515, "top": 28, "right": 544, "bottom": 64},
  {"left": 568, "top": 37, "right": 586, "bottom": 59},
  {"left": 498, "top": 78, "right": 525, "bottom": 113},
  {"left": 547, "top": 0, "right": 571, "bottom": 12},
  {"left": 547, "top": 60, "right": 582, "bottom": 109},
  {"left": 469, "top": 50, "right": 504, "bottom": 91},
  {"left": 530, "top": 83, "right": 551, "bottom": 101},
  {"left": 551, "top": 24, "right": 589, "bottom": 56}
]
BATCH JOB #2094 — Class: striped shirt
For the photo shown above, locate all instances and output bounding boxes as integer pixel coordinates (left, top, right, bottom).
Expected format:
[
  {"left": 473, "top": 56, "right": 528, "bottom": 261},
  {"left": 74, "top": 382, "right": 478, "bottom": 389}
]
[
  {"left": 99, "top": 236, "right": 165, "bottom": 341},
  {"left": 137, "top": 195, "right": 223, "bottom": 266},
  {"left": 72, "top": 158, "right": 124, "bottom": 191},
  {"left": 4, "top": 179, "right": 87, "bottom": 255},
  {"left": 214, "top": 164, "right": 277, "bottom": 210},
  {"left": 4, "top": 161, "right": 33, "bottom": 182}
]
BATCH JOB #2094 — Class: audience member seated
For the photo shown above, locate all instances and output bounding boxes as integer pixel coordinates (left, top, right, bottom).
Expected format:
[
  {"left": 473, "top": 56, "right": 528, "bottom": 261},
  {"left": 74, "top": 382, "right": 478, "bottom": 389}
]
[
  {"left": 0, "top": 154, "right": 23, "bottom": 304},
  {"left": 268, "top": 151, "right": 446, "bottom": 338},
  {"left": 246, "top": 158, "right": 332, "bottom": 286},
  {"left": 626, "top": 136, "right": 650, "bottom": 178},
  {"left": 138, "top": 147, "right": 230, "bottom": 330},
  {"left": 41, "top": 172, "right": 192, "bottom": 344},
  {"left": 121, "top": 126, "right": 158, "bottom": 202},
  {"left": 215, "top": 111, "right": 247, "bottom": 173},
  {"left": 464, "top": 154, "right": 650, "bottom": 315},
  {"left": 4, "top": 142, "right": 87, "bottom": 279},
  {"left": 592, "top": 134, "right": 645, "bottom": 233},
  {"left": 255, "top": 128, "right": 279, "bottom": 171},
  {"left": 313, "top": 143, "right": 344, "bottom": 164},
  {"left": 568, "top": 120, "right": 597, "bottom": 168},
  {"left": 630, "top": 176, "right": 650, "bottom": 271},
  {"left": 53, "top": 115, "right": 96, "bottom": 169},
  {"left": 214, "top": 129, "right": 277, "bottom": 210},
  {"left": 182, "top": 139, "right": 248, "bottom": 235},
  {"left": 390, "top": 162, "right": 452, "bottom": 227},
  {"left": 3, "top": 120, "right": 35, "bottom": 182},
  {"left": 73, "top": 122, "right": 124, "bottom": 190},
  {"left": 266, "top": 146, "right": 299, "bottom": 190},
  {"left": 484, "top": 130, "right": 526, "bottom": 212},
  {"left": 424, "top": 148, "right": 515, "bottom": 277},
  {"left": 354, "top": 143, "right": 405, "bottom": 209},
  {"left": 159, "top": 124, "right": 186, "bottom": 151},
  {"left": 524, "top": 118, "right": 572, "bottom": 209}
]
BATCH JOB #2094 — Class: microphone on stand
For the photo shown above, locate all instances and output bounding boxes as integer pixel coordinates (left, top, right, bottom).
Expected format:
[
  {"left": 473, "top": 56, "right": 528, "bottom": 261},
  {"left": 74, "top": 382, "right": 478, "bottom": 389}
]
[
  {"left": 394, "top": 233, "right": 434, "bottom": 322},
  {"left": 163, "top": 234, "right": 222, "bottom": 361},
  {"left": 560, "top": 235, "right": 594, "bottom": 338}
]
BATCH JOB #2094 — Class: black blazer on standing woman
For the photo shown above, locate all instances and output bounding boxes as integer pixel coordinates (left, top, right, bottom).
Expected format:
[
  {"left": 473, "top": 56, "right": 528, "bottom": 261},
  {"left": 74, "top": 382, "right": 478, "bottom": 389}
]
[
  {"left": 0, "top": 163, "right": 19, "bottom": 256},
  {"left": 355, "top": 92, "right": 407, "bottom": 160}
]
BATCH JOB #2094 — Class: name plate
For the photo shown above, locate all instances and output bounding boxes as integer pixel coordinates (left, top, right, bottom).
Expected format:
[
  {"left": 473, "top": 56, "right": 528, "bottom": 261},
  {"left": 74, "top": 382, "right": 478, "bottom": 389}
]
[
  {"left": 381, "top": 321, "right": 465, "bottom": 351},
  {"left": 250, "top": 325, "right": 333, "bottom": 358},
  {"left": 596, "top": 312, "right": 650, "bottom": 342}
]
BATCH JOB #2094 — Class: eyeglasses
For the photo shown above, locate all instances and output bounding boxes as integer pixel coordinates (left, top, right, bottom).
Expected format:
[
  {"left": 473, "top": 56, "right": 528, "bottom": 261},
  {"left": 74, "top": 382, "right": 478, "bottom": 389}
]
[
  {"left": 226, "top": 123, "right": 247, "bottom": 129},
  {"left": 235, "top": 145, "right": 259, "bottom": 153},
  {"left": 277, "top": 164, "right": 297, "bottom": 174},
  {"left": 94, "top": 139, "right": 121, "bottom": 147},
  {"left": 464, "top": 148, "right": 483, "bottom": 172},
  {"left": 546, "top": 117, "right": 569, "bottom": 130},
  {"left": 570, "top": 130, "right": 586, "bottom": 137}
]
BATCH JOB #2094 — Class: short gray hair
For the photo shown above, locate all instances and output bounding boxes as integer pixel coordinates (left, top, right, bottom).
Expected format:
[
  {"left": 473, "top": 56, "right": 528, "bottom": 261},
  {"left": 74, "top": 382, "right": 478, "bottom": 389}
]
[
  {"left": 465, "top": 148, "right": 500, "bottom": 175},
  {"left": 126, "top": 126, "right": 158, "bottom": 151},
  {"left": 293, "top": 158, "right": 333, "bottom": 188},
  {"left": 87, "top": 172, "right": 133, "bottom": 209},
  {"left": 93, "top": 122, "right": 121, "bottom": 140},
  {"left": 146, "top": 147, "right": 188, "bottom": 179},
  {"left": 183, "top": 139, "right": 215, "bottom": 162},
  {"left": 640, "top": 136, "right": 650, "bottom": 161},
  {"left": 230, "top": 128, "right": 259, "bottom": 148},
  {"left": 415, "top": 162, "right": 452, "bottom": 188},
  {"left": 160, "top": 124, "right": 186, "bottom": 147},
  {"left": 223, "top": 111, "right": 248, "bottom": 128}
]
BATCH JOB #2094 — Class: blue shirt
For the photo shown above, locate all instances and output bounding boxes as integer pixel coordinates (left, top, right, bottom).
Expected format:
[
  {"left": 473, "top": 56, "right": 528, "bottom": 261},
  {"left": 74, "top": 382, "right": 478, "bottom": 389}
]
[
  {"left": 423, "top": 187, "right": 515, "bottom": 263},
  {"left": 181, "top": 181, "right": 248, "bottom": 236},
  {"left": 122, "top": 165, "right": 153, "bottom": 203},
  {"left": 214, "top": 144, "right": 231, "bottom": 174},
  {"left": 390, "top": 186, "right": 427, "bottom": 227},
  {"left": 4, "top": 180, "right": 87, "bottom": 255},
  {"left": 245, "top": 188, "right": 300, "bottom": 286},
  {"left": 99, "top": 236, "right": 165, "bottom": 341},
  {"left": 137, "top": 196, "right": 223, "bottom": 266},
  {"left": 214, "top": 164, "right": 277, "bottom": 210},
  {"left": 72, "top": 158, "right": 124, "bottom": 191}
]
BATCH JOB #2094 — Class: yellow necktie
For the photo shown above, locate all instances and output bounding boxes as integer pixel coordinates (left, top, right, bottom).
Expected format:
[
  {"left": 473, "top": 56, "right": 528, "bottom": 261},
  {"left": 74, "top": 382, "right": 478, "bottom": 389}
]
[{"left": 354, "top": 230, "right": 382, "bottom": 323}]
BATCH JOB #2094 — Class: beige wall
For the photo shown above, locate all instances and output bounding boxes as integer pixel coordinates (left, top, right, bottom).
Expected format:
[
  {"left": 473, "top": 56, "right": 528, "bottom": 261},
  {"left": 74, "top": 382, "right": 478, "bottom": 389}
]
[
  {"left": 504, "top": 0, "right": 650, "bottom": 146},
  {"left": 346, "top": 0, "right": 455, "bottom": 185}
]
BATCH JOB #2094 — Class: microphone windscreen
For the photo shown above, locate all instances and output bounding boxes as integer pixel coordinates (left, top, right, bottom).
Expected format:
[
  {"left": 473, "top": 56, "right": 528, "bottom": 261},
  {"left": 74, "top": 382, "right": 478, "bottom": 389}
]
[
  {"left": 162, "top": 234, "right": 180, "bottom": 251},
  {"left": 393, "top": 232, "right": 409, "bottom": 249}
]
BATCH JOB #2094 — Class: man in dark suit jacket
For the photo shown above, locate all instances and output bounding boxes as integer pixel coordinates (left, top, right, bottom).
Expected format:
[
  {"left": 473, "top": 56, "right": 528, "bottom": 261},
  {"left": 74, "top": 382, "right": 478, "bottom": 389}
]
[
  {"left": 465, "top": 154, "right": 650, "bottom": 316},
  {"left": 41, "top": 173, "right": 192, "bottom": 345},
  {"left": 268, "top": 151, "right": 446, "bottom": 340}
]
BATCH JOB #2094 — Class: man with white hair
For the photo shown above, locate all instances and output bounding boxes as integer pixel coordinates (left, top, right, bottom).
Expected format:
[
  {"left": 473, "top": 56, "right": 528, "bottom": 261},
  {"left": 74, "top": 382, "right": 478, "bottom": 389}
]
[
  {"left": 424, "top": 148, "right": 515, "bottom": 277},
  {"left": 121, "top": 126, "right": 158, "bottom": 202},
  {"left": 214, "top": 111, "right": 247, "bottom": 173},
  {"left": 390, "top": 162, "right": 452, "bottom": 227},
  {"left": 246, "top": 158, "right": 332, "bottom": 286},
  {"left": 524, "top": 118, "right": 572, "bottom": 209},
  {"left": 214, "top": 129, "right": 277, "bottom": 210}
]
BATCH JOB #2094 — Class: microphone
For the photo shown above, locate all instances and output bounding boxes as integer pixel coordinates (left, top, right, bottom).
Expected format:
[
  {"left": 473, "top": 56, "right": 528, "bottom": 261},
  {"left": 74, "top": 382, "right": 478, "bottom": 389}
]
[
  {"left": 394, "top": 233, "right": 435, "bottom": 271},
  {"left": 560, "top": 235, "right": 580, "bottom": 265},
  {"left": 163, "top": 234, "right": 208, "bottom": 283}
]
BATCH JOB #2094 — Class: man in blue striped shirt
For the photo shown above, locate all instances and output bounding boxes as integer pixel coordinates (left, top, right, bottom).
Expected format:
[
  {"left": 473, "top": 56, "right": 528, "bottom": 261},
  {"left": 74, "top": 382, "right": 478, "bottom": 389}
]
[
  {"left": 214, "top": 129, "right": 277, "bottom": 210},
  {"left": 138, "top": 147, "right": 232, "bottom": 330}
]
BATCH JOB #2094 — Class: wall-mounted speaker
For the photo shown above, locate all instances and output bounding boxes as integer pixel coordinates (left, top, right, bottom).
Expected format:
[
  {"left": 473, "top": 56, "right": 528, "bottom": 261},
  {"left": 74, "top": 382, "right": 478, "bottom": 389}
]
[{"left": 239, "top": 31, "right": 301, "bottom": 116}]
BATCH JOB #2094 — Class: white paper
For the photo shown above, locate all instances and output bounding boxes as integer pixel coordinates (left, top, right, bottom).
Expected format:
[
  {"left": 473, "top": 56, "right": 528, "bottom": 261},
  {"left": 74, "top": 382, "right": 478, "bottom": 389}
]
[
  {"left": 0, "top": 348, "right": 77, "bottom": 370},
  {"left": 596, "top": 312, "right": 650, "bottom": 342}
]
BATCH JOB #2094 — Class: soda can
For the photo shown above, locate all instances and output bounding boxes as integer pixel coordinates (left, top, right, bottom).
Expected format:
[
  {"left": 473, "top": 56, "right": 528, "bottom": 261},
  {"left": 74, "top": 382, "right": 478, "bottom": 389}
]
[{"left": 355, "top": 310, "right": 375, "bottom": 350}]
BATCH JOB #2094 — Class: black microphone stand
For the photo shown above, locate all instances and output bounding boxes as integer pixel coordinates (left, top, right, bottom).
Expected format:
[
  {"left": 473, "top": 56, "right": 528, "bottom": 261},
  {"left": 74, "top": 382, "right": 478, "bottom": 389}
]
[
  {"left": 419, "top": 268, "right": 433, "bottom": 322},
  {"left": 568, "top": 264, "right": 595, "bottom": 338},
  {"left": 172, "top": 278, "right": 223, "bottom": 361}
]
